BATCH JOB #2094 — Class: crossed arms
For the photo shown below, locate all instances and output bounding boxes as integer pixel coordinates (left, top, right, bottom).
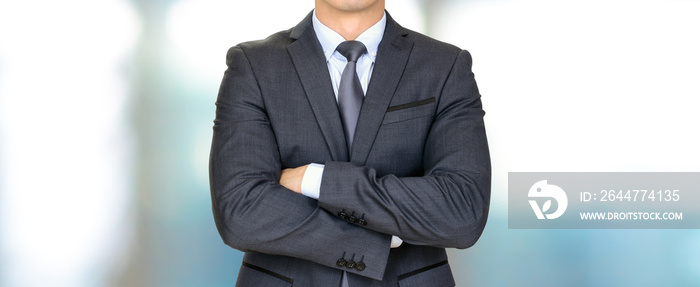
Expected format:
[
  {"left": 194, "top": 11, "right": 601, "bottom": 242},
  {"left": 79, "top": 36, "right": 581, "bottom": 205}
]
[{"left": 209, "top": 45, "right": 490, "bottom": 280}]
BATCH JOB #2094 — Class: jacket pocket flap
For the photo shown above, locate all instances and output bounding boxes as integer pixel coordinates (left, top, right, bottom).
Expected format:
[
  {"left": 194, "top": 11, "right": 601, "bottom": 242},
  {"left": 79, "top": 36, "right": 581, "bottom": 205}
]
[{"left": 398, "top": 261, "right": 455, "bottom": 287}]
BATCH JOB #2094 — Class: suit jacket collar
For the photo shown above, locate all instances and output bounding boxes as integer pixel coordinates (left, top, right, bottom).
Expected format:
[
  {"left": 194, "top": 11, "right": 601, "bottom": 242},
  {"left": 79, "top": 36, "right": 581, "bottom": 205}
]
[
  {"left": 351, "top": 12, "right": 412, "bottom": 165},
  {"left": 288, "top": 11, "right": 349, "bottom": 161},
  {"left": 288, "top": 11, "right": 413, "bottom": 164}
]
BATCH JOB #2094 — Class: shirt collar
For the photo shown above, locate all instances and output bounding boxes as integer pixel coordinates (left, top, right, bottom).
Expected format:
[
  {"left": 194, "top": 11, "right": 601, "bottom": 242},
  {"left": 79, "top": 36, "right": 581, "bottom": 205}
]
[{"left": 312, "top": 10, "right": 386, "bottom": 62}]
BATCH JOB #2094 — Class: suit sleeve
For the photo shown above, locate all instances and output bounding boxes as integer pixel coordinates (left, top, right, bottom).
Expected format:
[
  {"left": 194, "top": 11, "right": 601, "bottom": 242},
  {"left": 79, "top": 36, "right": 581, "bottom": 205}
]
[
  {"left": 209, "top": 46, "right": 391, "bottom": 280},
  {"left": 318, "top": 50, "right": 491, "bottom": 249}
]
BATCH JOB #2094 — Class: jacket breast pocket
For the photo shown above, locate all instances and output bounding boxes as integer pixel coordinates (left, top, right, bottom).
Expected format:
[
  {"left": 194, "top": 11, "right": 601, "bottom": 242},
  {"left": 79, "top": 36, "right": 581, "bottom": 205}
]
[{"left": 382, "top": 97, "right": 435, "bottom": 125}]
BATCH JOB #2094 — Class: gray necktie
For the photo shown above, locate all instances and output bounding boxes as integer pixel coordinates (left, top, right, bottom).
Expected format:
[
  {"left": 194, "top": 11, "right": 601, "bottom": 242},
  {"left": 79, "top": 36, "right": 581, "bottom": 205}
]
[
  {"left": 336, "top": 40, "right": 367, "bottom": 151},
  {"left": 335, "top": 41, "right": 367, "bottom": 287}
]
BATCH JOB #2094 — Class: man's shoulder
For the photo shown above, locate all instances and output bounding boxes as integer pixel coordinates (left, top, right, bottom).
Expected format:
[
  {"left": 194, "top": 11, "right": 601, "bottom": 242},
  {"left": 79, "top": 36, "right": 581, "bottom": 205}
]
[
  {"left": 232, "top": 28, "right": 294, "bottom": 55},
  {"left": 399, "top": 25, "right": 465, "bottom": 62},
  {"left": 409, "top": 29, "right": 459, "bottom": 49},
  {"left": 223, "top": 27, "right": 298, "bottom": 68}
]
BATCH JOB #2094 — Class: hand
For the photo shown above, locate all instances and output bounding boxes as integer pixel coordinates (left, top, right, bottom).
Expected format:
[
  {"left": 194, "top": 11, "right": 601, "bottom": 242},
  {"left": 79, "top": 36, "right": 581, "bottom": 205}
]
[{"left": 279, "top": 165, "right": 309, "bottom": 194}]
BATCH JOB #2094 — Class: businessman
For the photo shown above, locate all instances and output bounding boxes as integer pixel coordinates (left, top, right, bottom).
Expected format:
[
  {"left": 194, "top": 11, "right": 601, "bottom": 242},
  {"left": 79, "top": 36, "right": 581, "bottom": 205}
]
[{"left": 209, "top": 0, "right": 491, "bottom": 286}]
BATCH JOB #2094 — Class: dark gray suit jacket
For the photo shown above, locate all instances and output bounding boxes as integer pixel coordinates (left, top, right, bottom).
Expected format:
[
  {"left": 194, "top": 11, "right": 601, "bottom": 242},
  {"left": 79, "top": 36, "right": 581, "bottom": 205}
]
[{"left": 210, "top": 11, "right": 491, "bottom": 287}]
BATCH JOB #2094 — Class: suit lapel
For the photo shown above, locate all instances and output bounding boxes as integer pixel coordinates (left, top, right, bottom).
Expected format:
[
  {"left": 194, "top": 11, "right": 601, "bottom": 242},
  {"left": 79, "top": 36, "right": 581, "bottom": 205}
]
[
  {"left": 287, "top": 12, "right": 349, "bottom": 162},
  {"left": 351, "top": 14, "right": 413, "bottom": 165}
]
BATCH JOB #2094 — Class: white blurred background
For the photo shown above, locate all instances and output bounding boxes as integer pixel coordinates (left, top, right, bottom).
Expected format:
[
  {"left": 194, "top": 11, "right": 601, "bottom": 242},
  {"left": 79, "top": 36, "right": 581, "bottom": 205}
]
[{"left": 0, "top": 0, "right": 698, "bottom": 286}]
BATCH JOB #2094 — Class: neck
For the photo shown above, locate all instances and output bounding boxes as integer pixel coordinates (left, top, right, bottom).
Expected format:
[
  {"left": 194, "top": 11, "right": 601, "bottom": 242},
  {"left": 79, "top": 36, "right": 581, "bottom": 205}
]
[{"left": 314, "top": 1, "right": 385, "bottom": 40}]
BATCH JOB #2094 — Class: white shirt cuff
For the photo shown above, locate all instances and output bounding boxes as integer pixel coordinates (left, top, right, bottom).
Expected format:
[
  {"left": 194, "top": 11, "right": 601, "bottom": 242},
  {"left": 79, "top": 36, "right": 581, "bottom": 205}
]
[
  {"left": 390, "top": 236, "right": 403, "bottom": 248},
  {"left": 300, "top": 163, "right": 324, "bottom": 199}
]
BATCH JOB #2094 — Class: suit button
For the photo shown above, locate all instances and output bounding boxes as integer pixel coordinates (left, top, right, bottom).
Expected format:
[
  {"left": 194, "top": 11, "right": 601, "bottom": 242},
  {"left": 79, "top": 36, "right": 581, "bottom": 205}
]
[
  {"left": 348, "top": 216, "right": 356, "bottom": 223},
  {"left": 346, "top": 261, "right": 356, "bottom": 269},
  {"left": 357, "top": 218, "right": 367, "bottom": 226},
  {"left": 338, "top": 212, "right": 348, "bottom": 220},
  {"left": 336, "top": 258, "right": 347, "bottom": 267},
  {"left": 355, "top": 262, "right": 366, "bottom": 271}
]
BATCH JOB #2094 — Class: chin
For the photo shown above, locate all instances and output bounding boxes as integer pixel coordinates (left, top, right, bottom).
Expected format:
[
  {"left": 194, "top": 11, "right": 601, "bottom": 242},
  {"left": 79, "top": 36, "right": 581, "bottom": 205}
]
[{"left": 320, "top": 0, "right": 383, "bottom": 12}]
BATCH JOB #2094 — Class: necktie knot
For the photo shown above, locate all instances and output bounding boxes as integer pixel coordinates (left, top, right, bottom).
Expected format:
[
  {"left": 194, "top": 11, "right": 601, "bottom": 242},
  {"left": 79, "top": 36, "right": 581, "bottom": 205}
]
[{"left": 336, "top": 41, "right": 367, "bottom": 63}]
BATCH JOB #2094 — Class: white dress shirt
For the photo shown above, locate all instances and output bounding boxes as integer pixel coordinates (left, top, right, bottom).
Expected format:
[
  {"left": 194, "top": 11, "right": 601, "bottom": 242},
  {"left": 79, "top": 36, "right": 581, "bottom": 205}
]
[{"left": 300, "top": 11, "right": 403, "bottom": 250}]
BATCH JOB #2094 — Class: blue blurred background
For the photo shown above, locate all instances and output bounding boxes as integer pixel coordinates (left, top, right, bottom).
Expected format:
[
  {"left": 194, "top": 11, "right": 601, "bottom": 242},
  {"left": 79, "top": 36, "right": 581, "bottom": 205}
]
[{"left": 1, "top": 0, "right": 699, "bottom": 286}]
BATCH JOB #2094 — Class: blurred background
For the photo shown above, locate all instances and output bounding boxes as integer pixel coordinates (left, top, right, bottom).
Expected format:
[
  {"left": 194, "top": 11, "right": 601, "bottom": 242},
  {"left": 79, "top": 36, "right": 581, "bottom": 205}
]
[{"left": 1, "top": 0, "right": 699, "bottom": 286}]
